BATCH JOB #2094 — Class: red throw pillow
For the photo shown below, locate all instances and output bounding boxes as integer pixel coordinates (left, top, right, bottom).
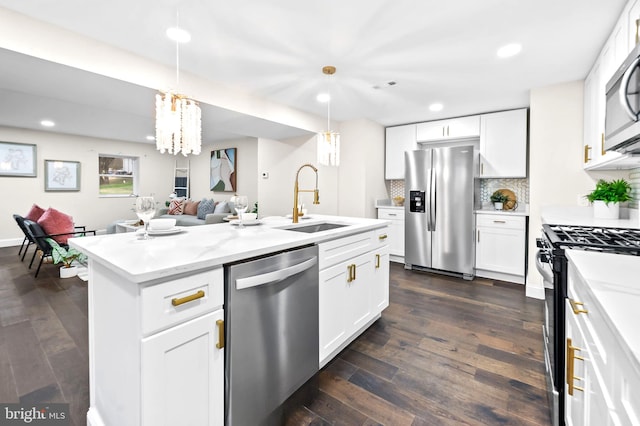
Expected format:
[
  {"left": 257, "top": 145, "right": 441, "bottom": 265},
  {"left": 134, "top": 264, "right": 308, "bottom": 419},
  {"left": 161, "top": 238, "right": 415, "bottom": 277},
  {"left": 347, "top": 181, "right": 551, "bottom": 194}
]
[
  {"left": 37, "top": 207, "right": 74, "bottom": 244},
  {"left": 183, "top": 200, "right": 200, "bottom": 216},
  {"left": 25, "top": 204, "right": 45, "bottom": 221},
  {"left": 168, "top": 198, "right": 184, "bottom": 215}
]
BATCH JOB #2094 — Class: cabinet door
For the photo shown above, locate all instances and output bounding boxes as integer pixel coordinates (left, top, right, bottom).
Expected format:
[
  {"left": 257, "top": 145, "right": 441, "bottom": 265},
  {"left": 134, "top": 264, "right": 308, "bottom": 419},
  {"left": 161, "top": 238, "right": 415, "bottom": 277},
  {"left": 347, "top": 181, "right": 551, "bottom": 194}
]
[
  {"left": 371, "top": 247, "right": 390, "bottom": 314},
  {"left": 377, "top": 209, "right": 404, "bottom": 257},
  {"left": 385, "top": 124, "right": 417, "bottom": 180},
  {"left": 416, "top": 116, "right": 480, "bottom": 141},
  {"left": 319, "top": 261, "right": 350, "bottom": 362},
  {"left": 565, "top": 300, "right": 586, "bottom": 426},
  {"left": 141, "top": 310, "right": 224, "bottom": 426},
  {"left": 416, "top": 119, "right": 448, "bottom": 141},
  {"left": 628, "top": 0, "right": 640, "bottom": 52},
  {"left": 479, "top": 109, "right": 527, "bottom": 177},
  {"left": 348, "top": 253, "right": 374, "bottom": 333},
  {"left": 475, "top": 217, "right": 525, "bottom": 276}
]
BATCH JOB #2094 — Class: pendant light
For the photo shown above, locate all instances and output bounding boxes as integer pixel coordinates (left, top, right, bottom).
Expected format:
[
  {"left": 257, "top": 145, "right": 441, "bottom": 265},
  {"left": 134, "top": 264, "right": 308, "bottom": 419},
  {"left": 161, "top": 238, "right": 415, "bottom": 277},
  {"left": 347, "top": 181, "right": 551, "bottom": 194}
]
[
  {"left": 155, "top": 12, "right": 202, "bottom": 156},
  {"left": 317, "top": 66, "right": 340, "bottom": 166}
]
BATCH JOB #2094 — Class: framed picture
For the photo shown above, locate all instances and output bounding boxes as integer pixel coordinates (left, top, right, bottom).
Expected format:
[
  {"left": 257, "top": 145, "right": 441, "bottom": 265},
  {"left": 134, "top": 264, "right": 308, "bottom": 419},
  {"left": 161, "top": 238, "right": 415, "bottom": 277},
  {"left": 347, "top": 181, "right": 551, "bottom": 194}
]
[
  {"left": 44, "top": 160, "right": 81, "bottom": 191},
  {"left": 0, "top": 141, "right": 37, "bottom": 177},
  {"left": 210, "top": 148, "right": 236, "bottom": 192}
]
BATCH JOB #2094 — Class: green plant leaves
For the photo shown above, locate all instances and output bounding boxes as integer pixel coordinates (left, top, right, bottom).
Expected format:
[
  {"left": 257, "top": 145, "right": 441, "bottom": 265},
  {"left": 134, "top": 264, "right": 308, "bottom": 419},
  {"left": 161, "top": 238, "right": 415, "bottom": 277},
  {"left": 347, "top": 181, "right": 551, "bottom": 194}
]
[{"left": 586, "top": 179, "right": 632, "bottom": 204}]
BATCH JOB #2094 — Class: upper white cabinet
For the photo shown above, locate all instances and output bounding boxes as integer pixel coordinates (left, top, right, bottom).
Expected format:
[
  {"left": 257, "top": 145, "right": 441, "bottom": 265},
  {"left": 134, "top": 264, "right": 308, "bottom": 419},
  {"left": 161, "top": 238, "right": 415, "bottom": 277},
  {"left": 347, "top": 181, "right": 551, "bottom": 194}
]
[
  {"left": 385, "top": 124, "right": 417, "bottom": 180},
  {"left": 479, "top": 109, "right": 528, "bottom": 178},
  {"left": 416, "top": 116, "right": 480, "bottom": 142}
]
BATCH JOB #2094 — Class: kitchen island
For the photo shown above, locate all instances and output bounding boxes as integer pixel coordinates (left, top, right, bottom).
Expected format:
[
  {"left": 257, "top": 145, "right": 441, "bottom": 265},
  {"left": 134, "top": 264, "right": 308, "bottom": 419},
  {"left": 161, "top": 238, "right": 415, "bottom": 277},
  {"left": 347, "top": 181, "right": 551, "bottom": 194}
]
[{"left": 69, "top": 215, "right": 391, "bottom": 426}]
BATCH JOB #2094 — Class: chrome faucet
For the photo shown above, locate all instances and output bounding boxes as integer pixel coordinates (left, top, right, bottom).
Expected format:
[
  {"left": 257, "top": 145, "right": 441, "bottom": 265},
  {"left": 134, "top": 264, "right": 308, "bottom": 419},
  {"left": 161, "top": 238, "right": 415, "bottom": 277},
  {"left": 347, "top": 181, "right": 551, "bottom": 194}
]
[{"left": 292, "top": 163, "right": 319, "bottom": 223}]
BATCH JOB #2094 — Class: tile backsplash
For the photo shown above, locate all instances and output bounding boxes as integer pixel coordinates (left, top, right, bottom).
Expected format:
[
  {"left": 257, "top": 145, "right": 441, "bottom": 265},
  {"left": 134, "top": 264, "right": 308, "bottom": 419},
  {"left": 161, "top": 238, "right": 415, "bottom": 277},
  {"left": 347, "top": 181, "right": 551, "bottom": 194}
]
[
  {"left": 631, "top": 168, "right": 640, "bottom": 209},
  {"left": 387, "top": 178, "right": 530, "bottom": 205}
]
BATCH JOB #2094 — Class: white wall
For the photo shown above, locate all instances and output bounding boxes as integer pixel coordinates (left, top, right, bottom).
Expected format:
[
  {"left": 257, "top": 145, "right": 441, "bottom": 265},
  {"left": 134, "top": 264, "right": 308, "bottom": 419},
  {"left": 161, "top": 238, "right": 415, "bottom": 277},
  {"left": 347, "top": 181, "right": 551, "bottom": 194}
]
[
  {"left": 526, "top": 81, "right": 627, "bottom": 298},
  {"left": 338, "top": 119, "right": 387, "bottom": 218},
  {"left": 1, "top": 126, "right": 175, "bottom": 244}
]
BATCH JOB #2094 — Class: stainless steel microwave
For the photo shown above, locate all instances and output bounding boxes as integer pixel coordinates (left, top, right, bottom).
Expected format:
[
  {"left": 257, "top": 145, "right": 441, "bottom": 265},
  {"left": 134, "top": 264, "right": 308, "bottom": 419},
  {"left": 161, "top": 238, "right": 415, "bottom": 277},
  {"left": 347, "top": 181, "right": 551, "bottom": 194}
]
[{"left": 605, "top": 43, "right": 640, "bottom": 154}]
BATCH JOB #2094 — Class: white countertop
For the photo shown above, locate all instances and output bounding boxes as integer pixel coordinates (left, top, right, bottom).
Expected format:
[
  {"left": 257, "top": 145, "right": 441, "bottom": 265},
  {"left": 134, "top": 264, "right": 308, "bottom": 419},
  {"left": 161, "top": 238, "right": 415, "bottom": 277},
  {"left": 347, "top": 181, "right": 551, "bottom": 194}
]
[
  {"left": 69, "top": 215, "right": 389, "bottom": 284},
  {"left": 566, "top": 250, "right": 640, "bottom": 373},
  {"left": 475, "top": 208, "right": 529, "bottom": 217},
  {"left": 375, "top": 200, "right": 404, "bottom": 210},
  {"left": 542, "top": 206, "right": 640, "bottom": 229}
]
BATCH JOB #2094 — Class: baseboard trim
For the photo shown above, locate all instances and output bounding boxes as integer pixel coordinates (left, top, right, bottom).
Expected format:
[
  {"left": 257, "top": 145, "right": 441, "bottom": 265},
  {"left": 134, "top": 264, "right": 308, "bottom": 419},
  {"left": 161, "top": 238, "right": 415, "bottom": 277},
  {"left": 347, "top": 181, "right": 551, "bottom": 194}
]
[
  {"left": 475, "top": 269, "right": 525, "bottom": 285},
  {"left": 0, "top": 238, "right": 21, "bottom": 248}
]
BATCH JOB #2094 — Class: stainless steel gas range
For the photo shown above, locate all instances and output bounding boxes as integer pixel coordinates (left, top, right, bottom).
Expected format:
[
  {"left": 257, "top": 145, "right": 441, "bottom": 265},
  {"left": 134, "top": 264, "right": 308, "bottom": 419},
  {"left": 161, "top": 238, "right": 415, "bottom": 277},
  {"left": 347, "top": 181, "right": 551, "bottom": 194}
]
[{"left": 536, "top": 224, "right": 640, "bottom": 426}]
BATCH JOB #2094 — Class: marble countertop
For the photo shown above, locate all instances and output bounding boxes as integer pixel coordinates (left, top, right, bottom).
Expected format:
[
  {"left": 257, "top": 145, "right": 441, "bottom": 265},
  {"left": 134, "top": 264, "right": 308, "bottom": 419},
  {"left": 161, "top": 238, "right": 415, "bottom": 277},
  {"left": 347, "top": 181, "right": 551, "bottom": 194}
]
[
  {"left": 565, "top": 250, "right": 640, "bottom": 373},
  {"left": 541, "top": 206, "right": 640, "bottom": 229},
  {"left": 69, "top": 215, "right": 389, "bottom": 284}
]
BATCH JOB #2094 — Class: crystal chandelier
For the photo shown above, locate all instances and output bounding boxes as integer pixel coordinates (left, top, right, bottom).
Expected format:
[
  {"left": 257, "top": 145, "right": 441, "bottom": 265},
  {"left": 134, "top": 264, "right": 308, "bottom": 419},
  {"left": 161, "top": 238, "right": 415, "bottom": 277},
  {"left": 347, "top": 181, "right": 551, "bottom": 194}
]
[
  {"left": 155, "top": 14, "right": 202, "bottom": 156},
  {"left": 317, "top": 66, "right": 340, "bottom": 166}
]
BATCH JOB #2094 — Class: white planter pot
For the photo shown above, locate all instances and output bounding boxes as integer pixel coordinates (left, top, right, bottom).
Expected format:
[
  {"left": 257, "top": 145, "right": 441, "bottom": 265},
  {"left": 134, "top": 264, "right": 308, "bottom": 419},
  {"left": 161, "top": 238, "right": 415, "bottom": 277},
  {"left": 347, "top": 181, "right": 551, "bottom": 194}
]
[
  {"left": 60, "top": 265, "right": 78, "bottom": 279},
  {"left": 593, "top": 200, "right": 620, "bottom": 219},
  {"left": 494, "top": 202, "right": 503, "bottom": 210}
]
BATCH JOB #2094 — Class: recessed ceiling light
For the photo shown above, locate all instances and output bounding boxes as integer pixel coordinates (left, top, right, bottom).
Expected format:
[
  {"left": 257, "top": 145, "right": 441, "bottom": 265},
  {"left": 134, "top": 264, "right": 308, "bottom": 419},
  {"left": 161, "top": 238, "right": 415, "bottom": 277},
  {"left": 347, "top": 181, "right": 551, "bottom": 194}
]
[
  {"left": 497, "top": 43, "right": 522, "bottom": 58},
  {"left": 40, "top": 120, "right": 55, "bottom": 127},
  {"left": 429, "top": 103, "right": 443, "bottom": 112},
  {"left": 316, "top": 93, "right": 330, "bottom": 103},
  {"left": 146, "top": 135, "right": 156, "bottom": 141},
  {"left": 166, "top": 27, "right": 191, "bottom": 43}
]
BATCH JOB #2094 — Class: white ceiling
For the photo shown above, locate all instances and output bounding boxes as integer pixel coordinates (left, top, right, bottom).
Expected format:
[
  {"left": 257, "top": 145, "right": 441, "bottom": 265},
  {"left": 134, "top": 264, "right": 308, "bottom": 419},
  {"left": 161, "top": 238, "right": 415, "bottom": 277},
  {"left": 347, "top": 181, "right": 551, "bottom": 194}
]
[{"left": 0, "top": 0, "right": 628, "bottom": 143}]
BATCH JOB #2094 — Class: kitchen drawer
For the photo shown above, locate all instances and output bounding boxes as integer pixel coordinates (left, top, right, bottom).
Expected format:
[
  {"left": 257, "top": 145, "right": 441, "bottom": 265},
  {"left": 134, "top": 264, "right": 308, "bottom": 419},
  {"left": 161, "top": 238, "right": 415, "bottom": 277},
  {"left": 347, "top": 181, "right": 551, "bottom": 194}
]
[
  {"left": 377, "top": 208, "right": 404, "bottom": 221},
  {"left": 373, "top": 226, "right": 391, "bottom": 248},
  {"left": 477, "top": 214, "right": 525, "bottom": 230},
  {"left": 141, "top": 267, "right": 224, "bottom": 336},
  {"left": 319, "top": 231, "right": 374, "bottom": 270}
]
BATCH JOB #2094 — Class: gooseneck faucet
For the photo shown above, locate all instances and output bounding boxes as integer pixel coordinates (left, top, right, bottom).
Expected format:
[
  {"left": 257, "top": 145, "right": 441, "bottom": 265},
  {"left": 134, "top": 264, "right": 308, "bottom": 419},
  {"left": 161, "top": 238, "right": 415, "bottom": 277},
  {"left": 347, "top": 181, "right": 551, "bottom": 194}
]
[{"left": 292, "top": 163, "right": 320, "bottom": 223}]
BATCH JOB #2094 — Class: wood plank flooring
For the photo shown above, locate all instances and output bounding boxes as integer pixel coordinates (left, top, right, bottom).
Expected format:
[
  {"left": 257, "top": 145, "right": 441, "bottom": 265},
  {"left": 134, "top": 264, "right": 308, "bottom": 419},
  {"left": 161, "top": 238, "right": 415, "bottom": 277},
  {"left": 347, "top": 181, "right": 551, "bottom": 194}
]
[{"left": 0, "top": 246, "right": 550, "bottom": 425}]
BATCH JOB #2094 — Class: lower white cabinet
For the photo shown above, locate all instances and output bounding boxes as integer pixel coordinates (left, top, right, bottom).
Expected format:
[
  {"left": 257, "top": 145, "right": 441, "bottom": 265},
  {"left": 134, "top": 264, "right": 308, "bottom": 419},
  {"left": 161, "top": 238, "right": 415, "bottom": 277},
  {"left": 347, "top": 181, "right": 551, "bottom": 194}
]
[
  {"left": 475, "top": 213, "right": 526, "bottom": 284},
  {"left": 377, "top": 207, "right": 404, "bottom": 261},
  {"left": 142, "top": 310, "right": 224, "bottom": 426},
  {"left": 87, "top": 263, "right": 225, "bottom": 426},
  {"left": 319, "top": 228, "right": 390, "bottom": 366}
]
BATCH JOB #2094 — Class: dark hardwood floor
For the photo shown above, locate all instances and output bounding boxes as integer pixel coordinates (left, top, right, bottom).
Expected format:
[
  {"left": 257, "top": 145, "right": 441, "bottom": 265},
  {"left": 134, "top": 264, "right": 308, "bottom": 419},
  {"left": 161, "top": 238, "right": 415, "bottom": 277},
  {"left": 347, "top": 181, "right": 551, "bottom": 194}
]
[{"left": 0, "top": 246, "right": 550, "bottom": 425}]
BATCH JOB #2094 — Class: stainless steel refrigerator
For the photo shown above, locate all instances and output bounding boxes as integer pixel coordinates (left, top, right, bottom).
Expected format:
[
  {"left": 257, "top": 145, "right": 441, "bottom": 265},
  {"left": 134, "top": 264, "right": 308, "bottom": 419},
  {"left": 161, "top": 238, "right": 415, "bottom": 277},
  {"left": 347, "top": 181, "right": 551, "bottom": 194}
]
[{"left": 404, "top": 146, "right": 477, "bottom": 279}]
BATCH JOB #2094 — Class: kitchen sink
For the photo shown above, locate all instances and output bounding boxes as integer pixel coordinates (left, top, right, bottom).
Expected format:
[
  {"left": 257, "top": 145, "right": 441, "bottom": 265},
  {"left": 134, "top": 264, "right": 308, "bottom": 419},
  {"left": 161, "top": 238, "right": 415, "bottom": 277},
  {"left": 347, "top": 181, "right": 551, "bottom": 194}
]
[{"left": 284, "top": 222, "right": 348, "bottom": 233}]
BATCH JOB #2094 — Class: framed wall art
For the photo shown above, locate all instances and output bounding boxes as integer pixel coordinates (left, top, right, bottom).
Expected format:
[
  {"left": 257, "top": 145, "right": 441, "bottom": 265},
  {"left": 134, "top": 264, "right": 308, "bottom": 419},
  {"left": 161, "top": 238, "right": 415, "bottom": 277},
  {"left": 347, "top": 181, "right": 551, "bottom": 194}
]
[
  {"left": 0, "top": 141, "right": 37, "bottom": 177},
  {"left": 44, "top": 160, "right": 81, "bottom": 191},
  {"left": 210, "top": 148, "right": 236, "bottom": 192}
]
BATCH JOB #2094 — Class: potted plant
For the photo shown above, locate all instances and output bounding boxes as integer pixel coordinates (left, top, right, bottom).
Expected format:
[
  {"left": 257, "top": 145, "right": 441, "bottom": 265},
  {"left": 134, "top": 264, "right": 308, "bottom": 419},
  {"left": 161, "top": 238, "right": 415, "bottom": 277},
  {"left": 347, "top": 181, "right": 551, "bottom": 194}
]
[
  {"left": 46, "top": 238, "right": 87, "bottom": 278},
  {"left": 586, "top": 179, "right": 632, "bottom": 219},
  {"left": 490, "top": 191, "right": 509, "bottom": 210}
]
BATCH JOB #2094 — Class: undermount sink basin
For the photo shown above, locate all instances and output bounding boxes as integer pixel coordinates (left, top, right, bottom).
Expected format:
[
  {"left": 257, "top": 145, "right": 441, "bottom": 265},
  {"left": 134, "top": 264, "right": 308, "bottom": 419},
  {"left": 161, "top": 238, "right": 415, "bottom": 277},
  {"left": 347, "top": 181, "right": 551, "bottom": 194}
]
[{"left": 284, "top": 222, "right": 348, "bottom": 233}]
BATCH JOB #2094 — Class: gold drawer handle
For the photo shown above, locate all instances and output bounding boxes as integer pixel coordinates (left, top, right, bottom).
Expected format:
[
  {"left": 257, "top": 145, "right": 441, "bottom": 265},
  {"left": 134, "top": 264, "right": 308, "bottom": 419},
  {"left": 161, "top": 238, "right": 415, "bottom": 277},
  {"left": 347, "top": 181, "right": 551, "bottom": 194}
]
[
  {"left": 569, "top": 299, "right": 588, "bottom": 315},
  {"left": 171, "top": 290, "right": 205, "bottom": 306},
  {"left": 566, "top": 338, "right": 585, "bottom": 396},
  {"left": 216, "top": 319, "right": 225, "bottom": 349},
  {"left": 378, "top": 234, "right": 388, "bottom": 241},
  {"left": 347, "top": 264, "right": 357, "bottom": 282},
  {"left": 375, "top": 254, "right": 381, "bottom": 269},
  {"left": 584, "top": 145, "right": 591, "bottom": 163}
]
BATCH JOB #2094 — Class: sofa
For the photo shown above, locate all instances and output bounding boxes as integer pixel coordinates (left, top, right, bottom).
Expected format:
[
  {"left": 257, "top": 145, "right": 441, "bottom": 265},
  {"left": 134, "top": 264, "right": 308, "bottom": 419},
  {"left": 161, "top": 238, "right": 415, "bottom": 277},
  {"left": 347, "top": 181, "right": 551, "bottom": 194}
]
[{"left": 154, "top": 198, "right": 234, "bottom": 226}]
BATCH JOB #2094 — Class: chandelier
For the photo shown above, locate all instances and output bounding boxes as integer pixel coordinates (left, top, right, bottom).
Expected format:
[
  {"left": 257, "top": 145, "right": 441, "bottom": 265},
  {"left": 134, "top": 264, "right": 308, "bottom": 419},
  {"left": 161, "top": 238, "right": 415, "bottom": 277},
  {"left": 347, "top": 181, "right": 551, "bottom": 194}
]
[
  {"left": 155, "top": 14, "right": 202, "bottom": 156},
  {"left": 317, "top": 66, "right": 340, "bottom": 166}
]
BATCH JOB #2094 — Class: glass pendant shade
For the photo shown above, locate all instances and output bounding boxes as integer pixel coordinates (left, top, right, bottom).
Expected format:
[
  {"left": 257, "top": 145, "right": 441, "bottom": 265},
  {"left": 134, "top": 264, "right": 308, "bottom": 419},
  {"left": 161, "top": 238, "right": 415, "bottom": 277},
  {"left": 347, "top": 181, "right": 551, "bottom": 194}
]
[
  {"left": 155, "top": 92, "right": 202, "bottom": 156},
  {"left": 317, "top": 131, "right": 340, "bottom": 166}
]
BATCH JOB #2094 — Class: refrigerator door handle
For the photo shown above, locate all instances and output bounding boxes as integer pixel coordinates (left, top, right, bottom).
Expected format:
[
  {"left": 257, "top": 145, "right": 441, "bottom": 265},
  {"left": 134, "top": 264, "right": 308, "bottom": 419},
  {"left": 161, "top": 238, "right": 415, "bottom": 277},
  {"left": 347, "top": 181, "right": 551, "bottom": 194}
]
[
  {"left": 426, "top": 166, "right": 432, "bottom": 231},
  {"left": 430, "top": 167, "right": 437, "bottom": 231}
]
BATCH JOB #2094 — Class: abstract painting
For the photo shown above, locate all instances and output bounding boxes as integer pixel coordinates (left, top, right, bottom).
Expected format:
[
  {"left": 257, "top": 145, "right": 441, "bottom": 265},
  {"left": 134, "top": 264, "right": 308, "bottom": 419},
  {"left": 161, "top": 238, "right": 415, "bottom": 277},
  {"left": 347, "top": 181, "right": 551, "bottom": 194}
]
[
  {"left": 44, "top": 160, "right": 81, "bottom": 191},
  {"left": 210, "top": 148, "right": 236, "bottom": 192},
  {"left": 0, "top": 141, "right": 37, "bottom": 177}
]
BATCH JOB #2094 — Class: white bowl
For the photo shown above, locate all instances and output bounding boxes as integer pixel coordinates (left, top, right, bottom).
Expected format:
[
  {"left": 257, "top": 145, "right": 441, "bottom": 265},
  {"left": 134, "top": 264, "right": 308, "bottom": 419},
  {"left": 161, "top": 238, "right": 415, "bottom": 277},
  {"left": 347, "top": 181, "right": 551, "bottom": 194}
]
[
  {"left": 149, "top": 218, "right": 176, "bottom": 230},
  {"left": 241, "top": 213, "right": 257, "bottom": 221}
]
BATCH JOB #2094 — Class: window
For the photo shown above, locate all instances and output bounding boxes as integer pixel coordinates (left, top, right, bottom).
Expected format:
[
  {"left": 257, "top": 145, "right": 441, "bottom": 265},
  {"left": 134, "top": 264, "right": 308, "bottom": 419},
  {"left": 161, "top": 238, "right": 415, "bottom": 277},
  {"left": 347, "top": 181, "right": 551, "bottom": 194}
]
[{"left": 98, "top": 155, "right": 138, "bottom": 196}]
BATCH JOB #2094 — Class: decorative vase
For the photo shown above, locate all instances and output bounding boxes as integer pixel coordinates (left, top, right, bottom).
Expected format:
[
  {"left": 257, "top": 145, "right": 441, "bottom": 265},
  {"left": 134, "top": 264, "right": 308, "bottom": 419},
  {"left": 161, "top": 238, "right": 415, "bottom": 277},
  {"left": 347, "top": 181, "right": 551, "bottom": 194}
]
[
  {"left": 494, "top": 202, "right": 503, "bottom": 210},
  {"left": 60, "top": 265, "right": 78, "bottom": 279},
  {"left": 593, "top": 200, "right": 619, "bottom": 219}
]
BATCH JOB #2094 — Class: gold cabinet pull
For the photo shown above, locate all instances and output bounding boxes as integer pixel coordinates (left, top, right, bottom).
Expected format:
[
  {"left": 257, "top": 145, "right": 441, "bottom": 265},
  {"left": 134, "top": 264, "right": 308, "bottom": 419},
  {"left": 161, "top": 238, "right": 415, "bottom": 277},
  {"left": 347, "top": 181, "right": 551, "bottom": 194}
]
[
  {"left": 566, "top": 338, "right": 585, "bottom": 396},
  {"left": 375, "top": 254, "right": 381, "bottom": 269},
  {"left": 216, "top": 319, "right": 225, "bottom": 349},
  {"left": 352, "top": 264, "right": 356, "bottom": 281},
  {"left": 347, "top": 264, "right": 353, "bottom": 282},
  {"left": 378, "top": 234, "right": 388, "bottom": 241},
  {"left": 171, "top": 290, "right": 205, "bottom": 306},
  {"left": 636, "top": 18, "right": 640, "bottom": 46},
  {"left": 601, "top": 133, "right": 605, "bottom": 156},
  {"left": 584, "top": 145, "right": 591, "bottom": 163},
  {"left": 569, "top": 299, "right": 588, "bottom": 315}
]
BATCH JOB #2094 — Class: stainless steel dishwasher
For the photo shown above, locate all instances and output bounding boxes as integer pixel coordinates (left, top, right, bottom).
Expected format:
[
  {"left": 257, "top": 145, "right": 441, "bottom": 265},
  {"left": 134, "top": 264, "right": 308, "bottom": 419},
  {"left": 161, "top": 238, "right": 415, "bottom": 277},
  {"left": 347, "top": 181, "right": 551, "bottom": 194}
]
[{"left": 224, "top": 245, "right": 319, "bottom": 426}]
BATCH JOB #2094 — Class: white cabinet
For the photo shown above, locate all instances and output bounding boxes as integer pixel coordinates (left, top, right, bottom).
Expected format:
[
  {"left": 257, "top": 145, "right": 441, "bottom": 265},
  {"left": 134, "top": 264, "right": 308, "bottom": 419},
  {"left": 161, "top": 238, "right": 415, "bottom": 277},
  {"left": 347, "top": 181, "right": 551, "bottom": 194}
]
[
  {"left": 416, "top": 115, "right": 480, "bottom": 142},
  {"left": 627, "top": 0, "right": 640, "bottom": 51},
  {"left": 142, "top": 310, "right": 224, "bottom": 426},
  {"left": 475, "top": 214, "right": 526, "bottom": 284},
  {"left": 479, "top": 109, "right": 528, "bottom": 178},
  {"left": 377, "top": 207, "right": 404, "bottom": 261},
  {"left": 385, "top": 124, "right": 417, "bottom": 179},
  {"left": 86, "top": 263, "right": 225, "bottom": 426},
  {"left": 318, "top": 228, "right": 390, "bottom": 366}
]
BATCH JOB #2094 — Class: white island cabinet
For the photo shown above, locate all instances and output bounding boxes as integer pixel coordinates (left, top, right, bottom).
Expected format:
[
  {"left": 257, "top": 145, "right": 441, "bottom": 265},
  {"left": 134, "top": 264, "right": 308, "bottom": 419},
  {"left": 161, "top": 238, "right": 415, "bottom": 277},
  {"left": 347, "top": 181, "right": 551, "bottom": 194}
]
[{"left": 69, "top": 215, "right": 390, "bottom": 426}]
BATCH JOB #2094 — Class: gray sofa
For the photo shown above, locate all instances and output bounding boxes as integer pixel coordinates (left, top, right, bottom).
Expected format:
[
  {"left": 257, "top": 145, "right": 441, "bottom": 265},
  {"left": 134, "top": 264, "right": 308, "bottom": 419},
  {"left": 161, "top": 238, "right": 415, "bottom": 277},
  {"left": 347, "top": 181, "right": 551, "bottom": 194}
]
[{"left": 154, "top": 208, "right": 227, "bottom": 226}]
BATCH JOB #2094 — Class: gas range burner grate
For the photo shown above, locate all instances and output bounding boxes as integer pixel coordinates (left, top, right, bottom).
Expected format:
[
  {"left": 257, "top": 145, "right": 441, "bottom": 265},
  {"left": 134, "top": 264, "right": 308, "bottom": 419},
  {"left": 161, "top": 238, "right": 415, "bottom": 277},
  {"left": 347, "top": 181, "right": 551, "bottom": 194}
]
[{"left": 545, "top": 225, "right": 640, "bottom": 255}]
